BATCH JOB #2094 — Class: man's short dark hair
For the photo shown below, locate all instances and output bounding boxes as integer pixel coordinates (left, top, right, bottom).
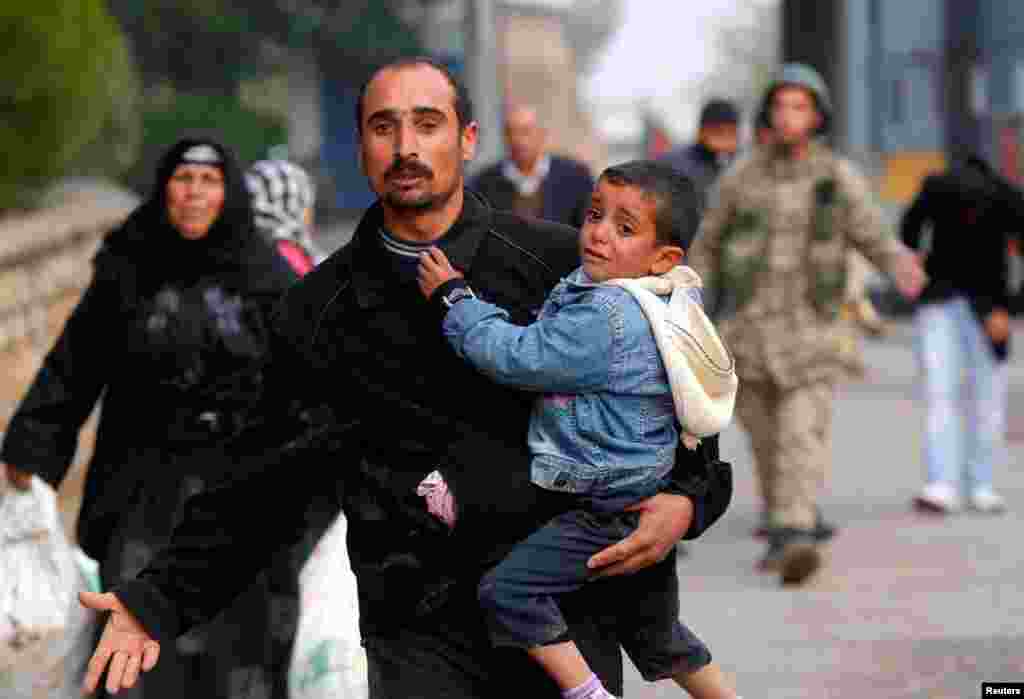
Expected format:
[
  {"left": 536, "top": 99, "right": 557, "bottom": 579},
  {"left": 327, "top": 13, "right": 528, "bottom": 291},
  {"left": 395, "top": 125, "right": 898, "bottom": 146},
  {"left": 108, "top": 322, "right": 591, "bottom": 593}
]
[
  {"left": 355, "top": 56, "right": 474, "bottom": 133},
  {"left": 600, "top": 160, "right": 700, "bottom": 250}
]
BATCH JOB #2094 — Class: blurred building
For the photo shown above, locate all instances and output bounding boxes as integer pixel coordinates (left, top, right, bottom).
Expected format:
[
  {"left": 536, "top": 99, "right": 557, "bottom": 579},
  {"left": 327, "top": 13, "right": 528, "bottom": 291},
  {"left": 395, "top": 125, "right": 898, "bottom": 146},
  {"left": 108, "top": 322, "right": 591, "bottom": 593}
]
[
  {"left": 497, "top": 0, "right": 617, "bottom": 171},
  {"left": 783, "top": 0, "right": 1024, "bottom": 205},
  {"left": 587, "top": 100, "right": 647, "bottom": 167}
]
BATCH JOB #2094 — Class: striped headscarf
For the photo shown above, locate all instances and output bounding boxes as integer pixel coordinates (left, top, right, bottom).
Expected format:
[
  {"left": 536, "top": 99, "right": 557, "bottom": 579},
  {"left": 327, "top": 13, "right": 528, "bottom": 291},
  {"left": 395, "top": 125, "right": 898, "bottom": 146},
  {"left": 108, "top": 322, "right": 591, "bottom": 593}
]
[{"left": 245, "top": 159, "right": 323, "bottom": 263}]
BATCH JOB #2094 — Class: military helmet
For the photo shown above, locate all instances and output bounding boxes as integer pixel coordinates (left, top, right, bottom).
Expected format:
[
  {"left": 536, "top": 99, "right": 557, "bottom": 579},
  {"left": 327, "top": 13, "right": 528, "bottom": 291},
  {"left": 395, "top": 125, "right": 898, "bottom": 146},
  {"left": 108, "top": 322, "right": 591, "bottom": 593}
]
[{"left": 759, "top": 62, "right": 832, "bottom": 135}]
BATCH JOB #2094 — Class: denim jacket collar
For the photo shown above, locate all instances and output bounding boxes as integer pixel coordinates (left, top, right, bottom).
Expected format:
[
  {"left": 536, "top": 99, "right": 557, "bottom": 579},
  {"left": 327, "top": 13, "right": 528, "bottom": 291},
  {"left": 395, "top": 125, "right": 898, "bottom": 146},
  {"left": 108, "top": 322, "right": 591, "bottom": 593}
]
[{"left": 562, "top": 267, "right": 599, "bottom": 289}]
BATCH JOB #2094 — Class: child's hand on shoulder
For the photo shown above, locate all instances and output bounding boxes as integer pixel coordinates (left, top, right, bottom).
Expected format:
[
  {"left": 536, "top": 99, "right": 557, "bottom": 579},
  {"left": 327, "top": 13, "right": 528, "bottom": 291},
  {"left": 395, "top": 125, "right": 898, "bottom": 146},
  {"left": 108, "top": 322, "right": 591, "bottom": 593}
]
[{"left": 418, "top": 247, "right": 463, "bottom": 299}]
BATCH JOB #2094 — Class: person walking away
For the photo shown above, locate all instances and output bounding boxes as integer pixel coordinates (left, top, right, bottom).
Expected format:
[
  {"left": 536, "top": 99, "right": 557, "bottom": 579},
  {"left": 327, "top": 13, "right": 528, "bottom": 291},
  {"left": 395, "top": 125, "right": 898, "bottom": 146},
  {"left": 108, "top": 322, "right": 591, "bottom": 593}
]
[
  {"left": 689, "top": 63, "right": 927, "bottom": 585},
  {"left": 470, "top": 104, "right": 594, "bottom": 228},
  {"left": 901, "top": 154, "right": 1024, "bottom": 515},
  {"left": 659, "top": 98, "right": 740, "bottom": 213}
]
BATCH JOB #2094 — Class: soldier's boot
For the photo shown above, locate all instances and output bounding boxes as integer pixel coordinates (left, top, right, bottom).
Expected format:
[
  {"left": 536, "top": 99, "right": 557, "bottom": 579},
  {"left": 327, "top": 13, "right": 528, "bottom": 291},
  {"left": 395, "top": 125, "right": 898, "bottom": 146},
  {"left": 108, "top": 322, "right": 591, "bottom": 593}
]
[
  {"left": 778, "top": 530, "right": 822, "bottom": 586},
  {"left": 757, "top": 528, "right": 821, "bottom": 585}
]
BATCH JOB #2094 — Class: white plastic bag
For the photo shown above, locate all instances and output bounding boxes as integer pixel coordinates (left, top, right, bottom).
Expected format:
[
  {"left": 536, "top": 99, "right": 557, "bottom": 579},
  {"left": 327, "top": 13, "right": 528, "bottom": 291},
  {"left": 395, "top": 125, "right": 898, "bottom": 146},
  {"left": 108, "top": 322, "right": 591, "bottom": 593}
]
[
  {"left": 0, "top": 475, "right": 100, "bottom": 698},
  {"left": 288, "top": 511, "right": 368, "bottom": 699}
]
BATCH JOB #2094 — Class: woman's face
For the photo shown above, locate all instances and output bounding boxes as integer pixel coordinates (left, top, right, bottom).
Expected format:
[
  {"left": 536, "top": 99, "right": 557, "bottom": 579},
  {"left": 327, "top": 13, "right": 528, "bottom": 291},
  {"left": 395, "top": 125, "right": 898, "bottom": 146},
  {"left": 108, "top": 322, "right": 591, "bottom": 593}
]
[{"left": 166, "top": 164, "right": 226, "bottom": 240}]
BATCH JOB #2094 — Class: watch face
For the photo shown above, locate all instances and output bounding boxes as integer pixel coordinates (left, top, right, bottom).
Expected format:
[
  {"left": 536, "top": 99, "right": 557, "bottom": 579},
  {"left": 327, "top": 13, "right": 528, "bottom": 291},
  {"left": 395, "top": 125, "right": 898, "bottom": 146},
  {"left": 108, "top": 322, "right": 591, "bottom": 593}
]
[{"left": 443, "top": 286, "right": 476, "bottom": 308}]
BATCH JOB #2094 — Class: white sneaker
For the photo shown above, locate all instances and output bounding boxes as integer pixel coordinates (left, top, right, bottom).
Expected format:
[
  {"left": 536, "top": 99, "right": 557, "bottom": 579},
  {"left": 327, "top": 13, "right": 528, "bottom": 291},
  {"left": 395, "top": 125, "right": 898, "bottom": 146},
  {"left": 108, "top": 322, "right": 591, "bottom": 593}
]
[
  {"left": 913, "top": 482, "right": 962, "bottom": 514},
  {"left": 968, "top": 488, "right": 1007, "bottom": 514}
]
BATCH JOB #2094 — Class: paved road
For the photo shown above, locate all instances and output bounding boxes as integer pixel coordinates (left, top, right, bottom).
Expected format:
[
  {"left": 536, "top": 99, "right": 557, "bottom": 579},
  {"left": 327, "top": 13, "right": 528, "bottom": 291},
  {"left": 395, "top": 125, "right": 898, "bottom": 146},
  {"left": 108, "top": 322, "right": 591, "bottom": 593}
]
[{"left": 624, "top": 322, "right": 1024, "bottom": 699}]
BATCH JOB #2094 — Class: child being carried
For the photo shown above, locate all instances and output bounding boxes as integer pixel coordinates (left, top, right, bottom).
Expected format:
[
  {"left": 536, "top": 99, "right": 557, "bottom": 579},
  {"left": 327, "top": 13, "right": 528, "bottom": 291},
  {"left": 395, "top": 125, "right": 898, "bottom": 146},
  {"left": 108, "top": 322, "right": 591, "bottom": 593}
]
[{"left": 417, "top": 160, "right": 739, "bottom": 699}]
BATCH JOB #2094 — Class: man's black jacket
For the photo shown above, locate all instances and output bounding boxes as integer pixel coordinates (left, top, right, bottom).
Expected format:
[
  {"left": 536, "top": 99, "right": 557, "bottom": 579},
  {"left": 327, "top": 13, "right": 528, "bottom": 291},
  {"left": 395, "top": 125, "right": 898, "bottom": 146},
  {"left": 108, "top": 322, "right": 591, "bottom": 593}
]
[
  {"left": 901, "top": 164, "right": 1024, "bottom": 359},
  {"left": 115, "top": 190, "right": 729, "bottom": 644},
  {"left": 470, "top": 155, "right": 594, "bottom": 228}
]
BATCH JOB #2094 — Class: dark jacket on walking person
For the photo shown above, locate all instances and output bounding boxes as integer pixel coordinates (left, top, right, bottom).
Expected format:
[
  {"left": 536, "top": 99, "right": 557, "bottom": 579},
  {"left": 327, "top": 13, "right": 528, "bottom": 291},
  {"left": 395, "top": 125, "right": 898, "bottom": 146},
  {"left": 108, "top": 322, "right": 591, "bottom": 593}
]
[
  {"left": 659, "top": 98, "right": 740, "bottom": 212},
  {"left": 901, "top": 156, "right": 1024, "bottom": 360},
  {"left": 659, "top": 142, "right": 725, "bottom": 211},
  {"left": 469, "top": 103, "right": 594, "bottom": 228},
  {"left": 1, "top": 138, "right": 298, "bottom": 698},
  {"left": 471, "top": 154, "right": 595, "bottom": 228}
]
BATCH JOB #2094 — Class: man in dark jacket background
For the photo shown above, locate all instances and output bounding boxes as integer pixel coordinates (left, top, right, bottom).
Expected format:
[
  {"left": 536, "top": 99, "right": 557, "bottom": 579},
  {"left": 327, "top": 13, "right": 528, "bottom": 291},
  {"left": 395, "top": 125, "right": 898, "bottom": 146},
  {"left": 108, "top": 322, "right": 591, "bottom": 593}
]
[
  {"left": 80, "top": 57, "right": 729, "bottom": 699},
  {"left": 470, "top": 104, "right": 594, "bottom": 228},
  {"left": 902, "top": 154, "right": 1024, "bottom": 515},
  {"left": 659, "top": 98, "right": 740, "bottom": 212}
]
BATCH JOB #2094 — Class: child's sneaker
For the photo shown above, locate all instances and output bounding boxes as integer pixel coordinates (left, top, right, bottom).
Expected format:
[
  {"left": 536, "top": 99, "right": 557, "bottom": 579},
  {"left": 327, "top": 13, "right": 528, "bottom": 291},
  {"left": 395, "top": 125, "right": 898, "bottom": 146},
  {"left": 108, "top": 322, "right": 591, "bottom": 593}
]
[
  {"left": 913, "top": 482, "right": 961, "bottom": 514},
  {"left": 968, "top": 487, "right": 1006, "bottom": 514}
]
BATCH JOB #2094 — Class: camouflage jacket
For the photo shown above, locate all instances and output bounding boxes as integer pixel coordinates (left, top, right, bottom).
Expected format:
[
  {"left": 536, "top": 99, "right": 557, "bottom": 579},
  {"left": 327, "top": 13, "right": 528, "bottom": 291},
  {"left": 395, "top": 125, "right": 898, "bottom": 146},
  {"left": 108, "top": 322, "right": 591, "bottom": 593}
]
[{"left": 689, "top": 143, "right": 905, "bottom": 388}]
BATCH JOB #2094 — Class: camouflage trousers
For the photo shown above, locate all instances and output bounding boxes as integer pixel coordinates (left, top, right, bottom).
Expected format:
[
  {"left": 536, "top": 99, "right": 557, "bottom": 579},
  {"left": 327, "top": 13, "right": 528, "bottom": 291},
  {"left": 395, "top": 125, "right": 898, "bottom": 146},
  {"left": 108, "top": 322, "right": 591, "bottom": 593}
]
[{"left": 735, "top": 379, "right": 836, "bottom": 530}]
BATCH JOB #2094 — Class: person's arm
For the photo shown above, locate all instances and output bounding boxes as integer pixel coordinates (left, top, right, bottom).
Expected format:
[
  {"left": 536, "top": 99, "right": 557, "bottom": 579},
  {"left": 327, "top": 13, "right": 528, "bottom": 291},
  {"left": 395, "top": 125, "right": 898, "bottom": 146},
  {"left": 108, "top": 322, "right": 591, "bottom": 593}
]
[
  {"left": 420, "top": 248, "right": 615, "bottom": 393},
  {"left": 969, "top": 189, "right": 1018, "bottom": 346},
  {"left": 113, "top": 287, "right": 360, "bottom": 639},
  {"left": 81, "top": 434, "right": 348, "bottom": 695},
  {"left": 113, "top": 435, "right": 347, "bottom": 639},
  {"left": 1, "top": 261, "right": 118, "bottom": 488},
  {"left": 839, "top": 160, "right": 927, "bottom": 300},
  {"left": 584, "top": 434, "right": 730, "bottom": 577},
  {"left": 443, "top": 293, "right": 615, "bottom": 393},
  {"left": 83, "top": 283, "right": 361, "bottom": 694}
]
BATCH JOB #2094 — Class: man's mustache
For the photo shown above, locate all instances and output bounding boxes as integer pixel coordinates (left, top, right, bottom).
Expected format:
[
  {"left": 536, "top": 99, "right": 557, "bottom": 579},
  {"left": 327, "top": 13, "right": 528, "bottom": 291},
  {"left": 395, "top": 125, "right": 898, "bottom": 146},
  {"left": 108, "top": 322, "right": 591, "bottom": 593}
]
[{"left": 386, "top": 158, "right": 433, "bottom": 179}]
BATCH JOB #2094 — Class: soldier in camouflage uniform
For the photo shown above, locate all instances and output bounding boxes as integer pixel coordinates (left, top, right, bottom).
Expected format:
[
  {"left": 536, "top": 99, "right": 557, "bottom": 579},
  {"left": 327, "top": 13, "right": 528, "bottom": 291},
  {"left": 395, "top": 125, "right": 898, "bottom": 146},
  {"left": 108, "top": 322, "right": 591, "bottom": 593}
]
[{"left": 689, "top": 64, "right": 926, "bottom": 585}]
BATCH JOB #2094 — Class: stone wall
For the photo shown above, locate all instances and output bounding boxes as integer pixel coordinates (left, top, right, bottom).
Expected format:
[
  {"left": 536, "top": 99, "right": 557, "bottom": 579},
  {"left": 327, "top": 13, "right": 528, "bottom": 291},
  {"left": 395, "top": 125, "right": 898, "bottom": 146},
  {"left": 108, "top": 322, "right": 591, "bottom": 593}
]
[{"left": 0, "top": 187, "right": 137, "bottom": 537}]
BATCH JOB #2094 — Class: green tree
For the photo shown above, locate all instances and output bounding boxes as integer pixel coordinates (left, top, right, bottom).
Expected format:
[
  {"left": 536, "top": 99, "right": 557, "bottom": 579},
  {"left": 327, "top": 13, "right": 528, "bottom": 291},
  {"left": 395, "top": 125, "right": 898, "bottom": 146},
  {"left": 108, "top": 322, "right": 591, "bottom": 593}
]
[
  {"left": 108, "top": 0, "right": 263, "bottom": 96},
  {"left": 108, "top": 0, "right": 425, "bottom": 94},
  {"left": 0, "top": 1, "right": 137, "bottom": 210}
]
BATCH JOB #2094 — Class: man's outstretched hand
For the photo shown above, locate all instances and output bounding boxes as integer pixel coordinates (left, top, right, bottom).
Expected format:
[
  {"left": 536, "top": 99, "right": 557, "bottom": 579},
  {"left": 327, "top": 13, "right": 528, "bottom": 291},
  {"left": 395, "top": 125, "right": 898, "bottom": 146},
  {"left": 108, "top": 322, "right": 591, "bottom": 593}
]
[
  {"left": 586, "top": 493, "right": 694, "bottom": 578},
  {"left": 80, "top": 591, "right": 161, "bottom": 695},
  {"left": 418, "top": 247, "right": 463, "bottom": 299}
]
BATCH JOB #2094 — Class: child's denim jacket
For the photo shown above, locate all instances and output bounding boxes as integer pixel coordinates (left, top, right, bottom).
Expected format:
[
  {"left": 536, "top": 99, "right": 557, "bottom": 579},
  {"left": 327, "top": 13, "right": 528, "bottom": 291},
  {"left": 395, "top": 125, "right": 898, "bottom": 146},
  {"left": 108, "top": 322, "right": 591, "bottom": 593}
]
[{"left": 443, "top": 268, "right": 680, "bottom": 497}]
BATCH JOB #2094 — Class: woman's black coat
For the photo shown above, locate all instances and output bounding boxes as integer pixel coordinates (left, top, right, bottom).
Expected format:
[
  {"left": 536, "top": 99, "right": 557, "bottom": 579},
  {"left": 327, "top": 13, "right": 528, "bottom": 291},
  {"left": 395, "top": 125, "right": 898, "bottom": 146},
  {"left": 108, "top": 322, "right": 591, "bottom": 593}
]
[{"left": 1, "top": 139, "right": 297, "bottom": 566}]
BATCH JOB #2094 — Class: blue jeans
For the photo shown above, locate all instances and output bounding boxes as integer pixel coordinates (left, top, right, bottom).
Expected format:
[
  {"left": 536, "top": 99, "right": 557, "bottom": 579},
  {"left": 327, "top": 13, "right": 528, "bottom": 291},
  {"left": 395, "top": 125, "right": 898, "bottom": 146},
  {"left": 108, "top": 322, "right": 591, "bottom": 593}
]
[
  {"left": 914, "top": 296, "right": 1008, "bottom": 492},
  {"left": 478, "top": 489, "right": 712, "bottom": 682}
]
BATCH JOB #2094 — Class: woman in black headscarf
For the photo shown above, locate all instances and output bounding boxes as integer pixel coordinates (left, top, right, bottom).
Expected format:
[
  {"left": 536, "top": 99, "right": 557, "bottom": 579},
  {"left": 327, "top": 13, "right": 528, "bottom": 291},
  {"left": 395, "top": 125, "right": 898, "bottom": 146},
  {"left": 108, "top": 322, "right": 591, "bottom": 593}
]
[{"left": 2, "top": 138, "right": 298, "bottom": 697}]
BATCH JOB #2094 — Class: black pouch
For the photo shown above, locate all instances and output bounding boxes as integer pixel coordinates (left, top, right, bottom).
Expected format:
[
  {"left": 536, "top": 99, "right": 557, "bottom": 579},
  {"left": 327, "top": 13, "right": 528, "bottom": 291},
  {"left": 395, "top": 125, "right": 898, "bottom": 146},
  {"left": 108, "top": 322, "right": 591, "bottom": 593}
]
[{"left": 672, "top": 436, "right": 734, "bottom": 540}]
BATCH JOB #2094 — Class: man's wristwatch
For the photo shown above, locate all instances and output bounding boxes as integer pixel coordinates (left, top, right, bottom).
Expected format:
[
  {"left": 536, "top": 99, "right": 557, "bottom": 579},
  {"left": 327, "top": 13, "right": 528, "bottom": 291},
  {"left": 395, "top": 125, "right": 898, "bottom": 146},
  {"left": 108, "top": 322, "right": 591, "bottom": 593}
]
[
  {"left": 430, "top": 278, "right": 477, "bottom": 319},
  {"left": 440, "top": 282, "right": 477, "bottom": 308}
]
